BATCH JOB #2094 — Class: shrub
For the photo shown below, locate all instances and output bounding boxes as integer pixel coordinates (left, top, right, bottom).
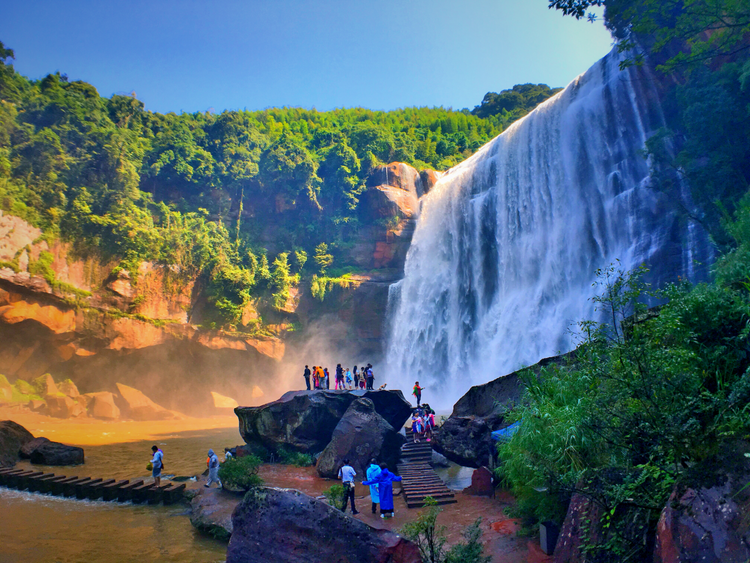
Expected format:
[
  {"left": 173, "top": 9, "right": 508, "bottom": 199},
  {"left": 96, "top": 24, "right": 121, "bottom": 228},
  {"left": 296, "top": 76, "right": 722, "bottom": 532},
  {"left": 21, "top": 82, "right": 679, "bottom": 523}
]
[
  {"left": 276, "top": 445, "right": 313, "bottom": 467},
  {"left": 218, "top": 455, "right": 263, "bottom": 491},
  {"left": 323, "top": 483, "right": 345, "bottom": 507}
]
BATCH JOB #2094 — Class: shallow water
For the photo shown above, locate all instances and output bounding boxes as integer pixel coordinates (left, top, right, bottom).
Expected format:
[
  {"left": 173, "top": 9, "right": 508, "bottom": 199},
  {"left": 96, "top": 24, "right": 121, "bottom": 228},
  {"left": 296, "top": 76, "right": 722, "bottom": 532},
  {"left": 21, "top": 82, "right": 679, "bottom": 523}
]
[{"left": 1, "top": 427, "right": 243, "bottom": 563}]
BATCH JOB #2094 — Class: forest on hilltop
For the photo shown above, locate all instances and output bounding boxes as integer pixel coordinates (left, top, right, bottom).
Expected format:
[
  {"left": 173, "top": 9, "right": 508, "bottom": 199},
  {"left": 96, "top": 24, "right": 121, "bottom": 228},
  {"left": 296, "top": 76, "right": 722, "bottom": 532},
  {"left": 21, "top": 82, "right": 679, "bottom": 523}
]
[{"left": 0, "top": 39, "right": 559, "bottom": 329}]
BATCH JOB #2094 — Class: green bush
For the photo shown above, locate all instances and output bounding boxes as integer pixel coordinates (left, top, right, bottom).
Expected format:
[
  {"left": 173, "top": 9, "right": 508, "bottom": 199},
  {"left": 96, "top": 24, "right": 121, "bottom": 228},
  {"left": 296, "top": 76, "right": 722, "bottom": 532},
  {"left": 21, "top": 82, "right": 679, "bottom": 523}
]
[
  {"left": 217, "top": 455, "right": 263, "bottom": 491},
  {"left": 323, "top": 483, "right": 345, "bottom": 507},
  {"left": 276, "top": 446, "right": 313, "bottom": 467}
]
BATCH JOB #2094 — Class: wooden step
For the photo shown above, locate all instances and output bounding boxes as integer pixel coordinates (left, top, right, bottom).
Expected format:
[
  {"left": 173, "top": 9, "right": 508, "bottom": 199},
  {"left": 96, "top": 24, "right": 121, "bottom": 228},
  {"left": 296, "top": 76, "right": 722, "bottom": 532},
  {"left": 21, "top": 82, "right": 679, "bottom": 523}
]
[
  {"left": 130, "top": 482, "right": 156, "bottom": 504},
  {"left": 117, "top": 480, "right": 144, "bottom": 502},
  {"left": 76, "top": 478, "right": 103, "bottom": 499},
  {"left": 102, "top": 480, "right": 129, "bottom": 501},
  {"left": 162, "top": 483, "right": 186, "bottom": 505},
  {"left": 27, "top": 473, "right": 57, "bottom": 492},
  {"left": 62, "top": 477, "right": 93, "bottom": 497},
  {"left": 86, "top": 479, "right": 116, "bottom": 500}
]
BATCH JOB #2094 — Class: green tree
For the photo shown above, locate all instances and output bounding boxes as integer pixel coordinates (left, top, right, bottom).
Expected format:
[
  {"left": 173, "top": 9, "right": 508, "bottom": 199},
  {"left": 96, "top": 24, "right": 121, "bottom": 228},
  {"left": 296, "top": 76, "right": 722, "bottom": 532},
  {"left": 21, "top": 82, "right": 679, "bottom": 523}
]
[{"left": 313, "top": 242, "right": 333, "bottom": 274}]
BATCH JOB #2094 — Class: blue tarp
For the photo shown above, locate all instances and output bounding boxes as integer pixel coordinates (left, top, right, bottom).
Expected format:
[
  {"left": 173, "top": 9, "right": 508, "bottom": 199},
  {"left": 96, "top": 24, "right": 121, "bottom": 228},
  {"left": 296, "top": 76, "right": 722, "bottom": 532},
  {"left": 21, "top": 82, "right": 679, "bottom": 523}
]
[{"left": 491, "top": 421, "right": 521, "bottom": 442}]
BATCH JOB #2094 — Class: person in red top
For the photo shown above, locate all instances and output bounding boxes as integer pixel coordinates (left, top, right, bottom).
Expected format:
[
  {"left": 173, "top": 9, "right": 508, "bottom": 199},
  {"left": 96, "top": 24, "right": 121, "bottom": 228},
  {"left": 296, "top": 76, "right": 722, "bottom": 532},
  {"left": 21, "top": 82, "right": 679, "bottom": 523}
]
[{"left": 412, "top": 381, "right": 425, "bottom": 406}]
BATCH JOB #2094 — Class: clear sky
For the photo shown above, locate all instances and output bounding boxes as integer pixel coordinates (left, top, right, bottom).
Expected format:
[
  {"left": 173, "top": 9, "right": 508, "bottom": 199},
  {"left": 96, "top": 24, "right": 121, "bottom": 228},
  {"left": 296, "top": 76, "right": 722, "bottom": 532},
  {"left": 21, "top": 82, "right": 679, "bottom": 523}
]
[{"left": 1, "top": 0, "right": 613, "bottom": 114}]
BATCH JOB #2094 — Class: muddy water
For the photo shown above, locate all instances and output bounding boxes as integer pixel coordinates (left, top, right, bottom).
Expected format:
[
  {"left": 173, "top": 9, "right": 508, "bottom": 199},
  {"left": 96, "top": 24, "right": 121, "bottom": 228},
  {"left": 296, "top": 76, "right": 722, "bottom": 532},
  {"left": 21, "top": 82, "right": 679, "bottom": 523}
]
[{"left": 1, "top": 427, "right": 243, "bottom": 563}]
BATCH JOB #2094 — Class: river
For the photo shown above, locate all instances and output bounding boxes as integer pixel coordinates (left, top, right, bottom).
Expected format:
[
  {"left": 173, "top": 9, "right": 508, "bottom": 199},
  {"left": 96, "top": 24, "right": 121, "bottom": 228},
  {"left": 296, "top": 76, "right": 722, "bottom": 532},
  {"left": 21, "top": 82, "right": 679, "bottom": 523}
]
[{"left": 0, "top": 426, "right": 242, "bottom": 563}]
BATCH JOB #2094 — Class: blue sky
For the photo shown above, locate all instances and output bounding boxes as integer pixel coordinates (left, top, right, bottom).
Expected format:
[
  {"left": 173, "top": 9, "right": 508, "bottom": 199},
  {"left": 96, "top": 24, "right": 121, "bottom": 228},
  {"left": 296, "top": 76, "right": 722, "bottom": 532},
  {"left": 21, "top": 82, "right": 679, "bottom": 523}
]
[{"left": 1, "top": 0, "right": 613, "bottom": 114}]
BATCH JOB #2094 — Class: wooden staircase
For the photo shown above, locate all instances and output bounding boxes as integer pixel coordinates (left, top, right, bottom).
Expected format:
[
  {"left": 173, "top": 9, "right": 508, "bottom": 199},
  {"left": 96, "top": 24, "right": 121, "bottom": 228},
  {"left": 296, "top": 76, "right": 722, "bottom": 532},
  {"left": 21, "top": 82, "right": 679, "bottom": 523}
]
[{"left": 397, "top": 439, "right": 456, "bottom": 509}]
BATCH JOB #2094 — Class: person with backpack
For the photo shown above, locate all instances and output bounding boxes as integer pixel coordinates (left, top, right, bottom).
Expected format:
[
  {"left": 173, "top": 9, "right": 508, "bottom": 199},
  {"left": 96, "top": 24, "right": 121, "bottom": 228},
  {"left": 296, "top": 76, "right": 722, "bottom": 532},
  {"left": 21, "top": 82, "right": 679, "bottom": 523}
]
[
  {"left": 338, "top": 458, "right": 359, "bottom": 515},
  {"left": 205, "top": 449, "right": 222, "bottom": 488},
  {"left": 150, "top": 445, "right": 164, "bottom": 487}
]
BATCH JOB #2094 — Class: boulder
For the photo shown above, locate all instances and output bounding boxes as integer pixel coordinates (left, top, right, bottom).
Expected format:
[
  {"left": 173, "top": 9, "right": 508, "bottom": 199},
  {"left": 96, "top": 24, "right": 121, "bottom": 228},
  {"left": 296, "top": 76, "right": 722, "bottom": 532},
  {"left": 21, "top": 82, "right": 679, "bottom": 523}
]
[
  {"left": 553, "top": 492, "right": 605, "bottom": 563},
  {"left": 236, "top": 390, "right": 411, "bottom": 454},
  {"left": 189, "top": 486, "right": 239, "bottom": 542},
  {"left": 33, "top": 373, "right": 59, "bottom": 396},
  {"left": 0, "top": 374, "right": 12, "bottom": 404},
  {"left": 430, "top": 450, "right": 450, "bottom": 468},
  {"left": 315, "top": 397, "right": 405, "bottom": 479},
  {"left": 227, "top": 487, "right": 421, "bottom": 563},
  {"left": 211, "top": 391, "right": 239, "bottom": 410},
  {"left": 57, "top": 379, "right": 80, "bottom": 398},
  {"left": 653, "top": 446, "right": 750, "bottom": 563},
  {"left": 19, "top": 436, "right": 50, "bottom": 458},
  {"left": 436, "top": 351, "right": 574, "bottom": 467},
  {"left": 0, "top": 420, "right": 35, "bottom": 467},
  {"left": 85, "top": 392, "right": 120, "bottom": 420},
  {"left": 29, "top": 440, "right": 84, "bottom": 465},
  {"left": 463, "top": 466, "right": 495, "bottom": 497},
  {"left": 44, "top": 394, "right": 86, "bottom": 418},
  {"left": 28, "top": 398, "right": 46, "bottom": 412},
  {"left": 115, "top": 382, "right": 179, "bottom": 421}
]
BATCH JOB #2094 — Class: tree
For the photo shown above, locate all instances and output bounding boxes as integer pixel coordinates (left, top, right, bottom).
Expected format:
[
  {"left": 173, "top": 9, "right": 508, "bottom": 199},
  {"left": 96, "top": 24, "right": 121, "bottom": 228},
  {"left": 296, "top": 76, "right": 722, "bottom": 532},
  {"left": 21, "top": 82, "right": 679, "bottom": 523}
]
[{"left": 314, "top": 242, "right": 333, "bottom": 274}]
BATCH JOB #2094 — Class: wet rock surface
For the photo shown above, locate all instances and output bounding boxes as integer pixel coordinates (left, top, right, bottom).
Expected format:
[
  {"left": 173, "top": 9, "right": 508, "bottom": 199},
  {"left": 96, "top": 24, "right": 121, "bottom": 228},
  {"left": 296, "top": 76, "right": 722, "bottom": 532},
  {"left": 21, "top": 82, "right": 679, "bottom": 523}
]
[
  {"left": 227, "top": 487, "right": 422, "bottom": 563},
  {"left": 29, "top": 440, "right": 84, "bottom": 465},
  {"left": 315, "top": 397, "right": 404, "bottom": 478},
  {"left": 236, "top": 389, "right": 412, "bottom": 454},
  {"left": 0, "top": 419, "right": 34, "bottom": 467},
  {"left": 19, "top": 436, "right": 50, "bottom": 458},
  {"left": 189, "top": 486, "right": 239, "bottom": 542}
]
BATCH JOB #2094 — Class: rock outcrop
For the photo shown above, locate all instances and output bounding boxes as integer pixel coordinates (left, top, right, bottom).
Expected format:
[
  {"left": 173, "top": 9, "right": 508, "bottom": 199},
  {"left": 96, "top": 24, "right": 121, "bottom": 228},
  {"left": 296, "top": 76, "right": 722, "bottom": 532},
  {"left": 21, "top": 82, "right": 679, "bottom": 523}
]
[
  {"left": 84, "top": 392, "right": 121, "bottom": 420},
  {"left": 0, "top": 420, "right": 34, "bottom": 467},
  {"left": 19, "top": 437, "right": 51, "bottom": 458},
  {"left": 236, "top": 390, "right": 412, "bottom": 454},
  {"left": 315, "top": 397, "right": 404, "bottom": 478},
  {"left": 115, "top": 383, "right": 181, "bottom": 421},
  {"left": 227, "top": 487, "right": 421, "bottom": 563},
  {"left": 189, "top": 486, "right": 239, "bottom": 542},
  {"left": 44, "top": 394, "right": 85, "bottom": 418},
  {"left": 29, "top": 440, "right": 85, "bottom": 465},
  {"left": 434, "top": 351, "right": 575, "bottom": 467},
  {"left": 653, "top": 446, "right": 750, "bottom": 563}
]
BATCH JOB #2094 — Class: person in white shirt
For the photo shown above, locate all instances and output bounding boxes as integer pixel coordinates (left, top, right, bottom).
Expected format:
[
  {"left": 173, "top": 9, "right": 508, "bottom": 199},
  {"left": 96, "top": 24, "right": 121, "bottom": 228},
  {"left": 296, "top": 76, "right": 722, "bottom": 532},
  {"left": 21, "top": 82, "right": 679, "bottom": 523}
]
[{"left": 338, "top": 458, "right": 359, "bottom": 515}]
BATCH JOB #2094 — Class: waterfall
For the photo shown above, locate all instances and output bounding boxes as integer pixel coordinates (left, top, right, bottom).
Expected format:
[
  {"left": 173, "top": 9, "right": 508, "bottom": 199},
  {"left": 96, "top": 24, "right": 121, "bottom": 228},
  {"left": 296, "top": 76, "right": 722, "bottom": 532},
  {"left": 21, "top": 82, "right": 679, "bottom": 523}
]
[{"left": 383, "top": 46, "right": 713, "bottom": 408}]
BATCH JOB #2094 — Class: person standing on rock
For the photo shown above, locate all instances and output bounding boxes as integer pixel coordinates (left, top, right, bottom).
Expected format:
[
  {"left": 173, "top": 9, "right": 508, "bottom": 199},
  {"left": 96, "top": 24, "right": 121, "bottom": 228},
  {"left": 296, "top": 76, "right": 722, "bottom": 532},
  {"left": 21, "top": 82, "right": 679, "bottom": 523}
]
[
  {"left": 335, "top": 364, "right": 344, "bottom": 390},
  {"left": 304, "top": 365, "right": 311, "bottom": 390},
  {"left": 363, "top": 463, "right": 402, "bottom": 518},
  {"left": 366, "top": 364, "right": 374, "bottom": 390},
  {"left": 324, "top": 367, "right": 331, "bottom": 389},
  {"left": 338, "top": 458, "right": 359, "bottom": 515},
  {"left": 150, "top": 445, "right": 164, "bottom": 487},
  {"left": 352, "top": 365, "right": 359, "bottom": 389},
  {"left": 412, "top": 381, "right": 425, "bottom": 407},
  {"left": 205, "top": 449, "right": 222, "bottom": 488},
  {"left": 345, "top": 367, "right": 353, "bottom": 390},
  {"left": 366, "top": 458, "right": 382, "bottom": 514}
]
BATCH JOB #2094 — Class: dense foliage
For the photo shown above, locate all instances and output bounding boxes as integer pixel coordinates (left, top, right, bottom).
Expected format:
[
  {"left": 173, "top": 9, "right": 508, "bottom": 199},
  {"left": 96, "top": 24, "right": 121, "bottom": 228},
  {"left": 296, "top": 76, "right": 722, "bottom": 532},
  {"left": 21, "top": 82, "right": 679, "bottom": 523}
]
[
  {"left": 471, "top": 83, "right": 563, "bottom": 119},
  {"left": 0, "top": 40, "right": 558, "bottom": 327},
  {"left": 217, "top": 455, "right": 263, "bottom": 491}
]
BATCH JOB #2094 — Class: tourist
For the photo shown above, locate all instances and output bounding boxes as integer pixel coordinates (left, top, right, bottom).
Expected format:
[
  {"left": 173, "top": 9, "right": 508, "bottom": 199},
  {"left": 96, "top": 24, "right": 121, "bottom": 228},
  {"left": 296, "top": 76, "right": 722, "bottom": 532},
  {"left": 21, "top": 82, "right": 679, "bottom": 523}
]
[
  {"left": 312, "top": 365, "right": 318, "bottom": 389},
  {"left": 304, "top": 365, "right": 311, "bottom": 390},
  {"left": 324, "top": 367, "right": 330, "bottom": 389},
  {"left": 352, "top": 365, "right": 359, "bottom": 389},
  {"left": 338, "top": 458, "right": 359, "bottom": 515},
  {"left": 150, "top": 445, "right": 164, "bottom": 487},
  {"left": 413, "top": 381, "right": 425, "bottom": 406},
  {"left": 205, "top": 449, "right": 222, "bottom": 488},
  {"left": 335, "top": 364, "right": 344, "bottom": 390},
  {"left": 366, "top": 458, "right": 381, "bottom": 514},
  {"left": 363, "top": 463, "right": 402, "bottom": 518},
  {"left": 424, "top": 409, "right": 435, "bottom": 442},
  {"left": 345, "top": 367, "right": 353, "bottom": 389},
  {"left": 224, "top": 447, "right": 233, "bottom": 461},
  {"left": 366, "top": 364, "right": 374, "bottom": 390},
  {"left": 411, "top": 412, "right": 423, "bottom": 443}
]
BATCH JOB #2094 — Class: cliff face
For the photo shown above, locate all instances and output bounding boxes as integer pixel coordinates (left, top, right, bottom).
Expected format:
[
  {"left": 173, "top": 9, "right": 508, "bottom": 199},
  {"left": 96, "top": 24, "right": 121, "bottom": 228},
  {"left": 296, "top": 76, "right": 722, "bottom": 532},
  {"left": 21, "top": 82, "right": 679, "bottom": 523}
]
[{"left": 0, "top": 163, "right": 436, "bottom": 415}]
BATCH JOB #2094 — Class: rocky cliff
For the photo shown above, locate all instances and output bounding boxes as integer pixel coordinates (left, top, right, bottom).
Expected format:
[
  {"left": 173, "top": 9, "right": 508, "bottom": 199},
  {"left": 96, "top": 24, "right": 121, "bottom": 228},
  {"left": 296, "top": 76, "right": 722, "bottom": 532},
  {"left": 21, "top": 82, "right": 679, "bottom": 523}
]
[{"left": 0, "top": 163, "right": 435, "bottom": 416}]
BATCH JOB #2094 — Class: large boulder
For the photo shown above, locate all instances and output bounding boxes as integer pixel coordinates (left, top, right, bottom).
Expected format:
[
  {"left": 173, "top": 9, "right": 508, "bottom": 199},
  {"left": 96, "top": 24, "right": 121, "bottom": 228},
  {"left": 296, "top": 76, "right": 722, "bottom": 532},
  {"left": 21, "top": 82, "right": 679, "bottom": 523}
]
[
  {"left": 115, "top": 382, "right": 180, "bottom": 421},
  {"left": 33, "top": 373, "right": 59, "bottom": 396},
  {"left": 19, "top": 436, "right": 50, "bottom": 458},
  {"left": 315, "top": 397, "right": 405, "bottom": 479},
  {"left": 189, "top": 486, "right": 239, "bottom": 542},
  {"left": 44, "top": 394, "right": 85, "bottom": 418},
  {"left": 435, "top": 351, "right": 575, "bottom": 467},
  {"left": 85, "top": 392, "right": 121, "bottom": 420},
  {"left": 653, "top": 446, "right": 750, "bottom": 563},
  {"left": 236, "top": 390, "right": 411, "bottom": 454},
  {"left": 57, "top": 378, "right": 80, "bottom": 398},
  {"left": 29, "top": 440, "right": 84, "bottom": 465},
  {"left": 227, "top": 487, "right": 421, "bottom": 563},
  {"left": 0, "top": 420, "right": 34, "bottom": 467}
]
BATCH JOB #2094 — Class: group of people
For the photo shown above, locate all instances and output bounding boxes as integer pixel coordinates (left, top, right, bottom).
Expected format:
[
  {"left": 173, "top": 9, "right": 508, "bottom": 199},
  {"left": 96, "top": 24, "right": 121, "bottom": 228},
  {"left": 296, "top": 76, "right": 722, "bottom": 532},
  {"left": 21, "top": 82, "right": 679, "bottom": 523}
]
[
  {"left": 410, "top": 404, "right": 436, "bottom": 443},
  {"left": 147, "top": 445, "right": 228, "bottom": 489},
  {"left": 338, "top": 458, "right": 402, "bottom": 518},
  {"left": 303, "top": 364, "right": 376, "bottom": 391}
]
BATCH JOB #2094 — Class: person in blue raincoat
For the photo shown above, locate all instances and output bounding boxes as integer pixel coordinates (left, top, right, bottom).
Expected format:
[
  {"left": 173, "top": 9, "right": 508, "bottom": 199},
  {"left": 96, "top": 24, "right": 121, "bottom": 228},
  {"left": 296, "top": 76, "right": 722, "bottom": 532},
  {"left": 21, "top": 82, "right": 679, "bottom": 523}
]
[
  {"left": 363, "top": 462, "right": 402, "bottom": 518},
  {"left": 366, "top": 458, "right": 382, "bottom": 514}
]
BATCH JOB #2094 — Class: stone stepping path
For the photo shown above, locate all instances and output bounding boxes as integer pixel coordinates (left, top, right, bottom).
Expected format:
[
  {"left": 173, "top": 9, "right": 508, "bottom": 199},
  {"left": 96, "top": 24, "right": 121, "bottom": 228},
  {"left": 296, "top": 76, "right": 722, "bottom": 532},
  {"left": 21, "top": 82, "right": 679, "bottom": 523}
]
[
  {"left": 0, "top": 467, "right": 185, "bottom": 504},
  {"left": 398, "top": 438, "right": 456, "bottom": 509}
]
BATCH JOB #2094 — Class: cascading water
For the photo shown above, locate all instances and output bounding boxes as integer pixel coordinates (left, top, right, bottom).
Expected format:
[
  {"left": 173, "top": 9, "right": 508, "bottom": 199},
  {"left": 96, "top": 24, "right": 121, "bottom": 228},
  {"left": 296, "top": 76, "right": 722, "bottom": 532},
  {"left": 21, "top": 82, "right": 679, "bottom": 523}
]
[{"left": 384, "top": 46, "right": 713, "bottom": 408}]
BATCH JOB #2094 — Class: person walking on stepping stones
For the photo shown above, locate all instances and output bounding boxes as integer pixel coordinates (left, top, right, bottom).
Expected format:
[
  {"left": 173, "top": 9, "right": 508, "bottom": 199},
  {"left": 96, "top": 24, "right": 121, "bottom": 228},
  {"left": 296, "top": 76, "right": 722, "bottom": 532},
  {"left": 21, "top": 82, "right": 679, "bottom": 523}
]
[
  {"left": 150, "top": 445, "right": 164, "bottom": 487},
  {"left": 205, "top": 449, "right": 222, "bottom": 488}
]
